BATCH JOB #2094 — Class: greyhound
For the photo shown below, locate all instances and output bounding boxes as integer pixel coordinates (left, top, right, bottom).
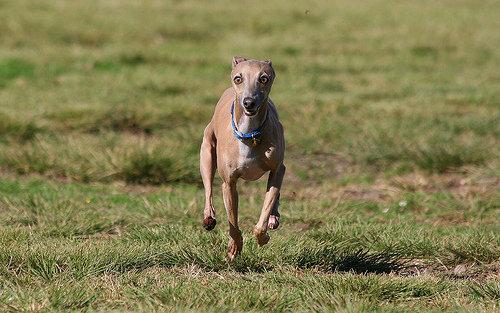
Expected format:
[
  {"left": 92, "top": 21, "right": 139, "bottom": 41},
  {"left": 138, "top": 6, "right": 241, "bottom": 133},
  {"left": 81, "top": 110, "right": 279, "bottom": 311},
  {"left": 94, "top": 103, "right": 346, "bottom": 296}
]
[{"left": 200, "top": 56, "right": 285, "bottom": 261}]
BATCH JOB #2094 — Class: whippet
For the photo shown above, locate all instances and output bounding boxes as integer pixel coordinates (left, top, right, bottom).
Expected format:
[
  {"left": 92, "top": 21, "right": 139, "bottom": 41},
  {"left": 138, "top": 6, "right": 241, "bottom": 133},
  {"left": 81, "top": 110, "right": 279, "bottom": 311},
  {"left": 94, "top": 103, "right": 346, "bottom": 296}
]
[{"left": 200, "top": 57, "right": 285, "bottom": 260}]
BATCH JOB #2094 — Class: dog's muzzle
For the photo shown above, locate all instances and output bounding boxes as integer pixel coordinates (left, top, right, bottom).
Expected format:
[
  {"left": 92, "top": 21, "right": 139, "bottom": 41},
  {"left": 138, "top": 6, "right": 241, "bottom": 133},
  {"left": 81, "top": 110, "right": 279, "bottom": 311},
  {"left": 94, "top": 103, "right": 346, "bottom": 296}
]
[{"left": 242, "top": 97, "right": 260, "bottom": 116}]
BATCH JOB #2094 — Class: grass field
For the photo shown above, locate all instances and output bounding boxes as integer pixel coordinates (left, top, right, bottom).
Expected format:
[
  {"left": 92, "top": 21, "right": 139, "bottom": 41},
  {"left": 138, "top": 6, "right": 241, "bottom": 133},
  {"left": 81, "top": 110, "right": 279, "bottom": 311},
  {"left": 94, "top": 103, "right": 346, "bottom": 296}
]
[{"left": 0, "top": 0, "right": 499, "bottom": 311}]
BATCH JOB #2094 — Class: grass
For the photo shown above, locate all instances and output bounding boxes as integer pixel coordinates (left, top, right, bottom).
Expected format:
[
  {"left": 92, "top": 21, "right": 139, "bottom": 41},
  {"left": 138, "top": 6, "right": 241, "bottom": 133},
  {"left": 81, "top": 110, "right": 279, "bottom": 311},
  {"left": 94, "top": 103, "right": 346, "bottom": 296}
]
[
  {"left": 0, "top": 0, "right": 499, "bottom": 311},
  {"left": 0, "top": 58, "right": 35, "bottom": 87}
]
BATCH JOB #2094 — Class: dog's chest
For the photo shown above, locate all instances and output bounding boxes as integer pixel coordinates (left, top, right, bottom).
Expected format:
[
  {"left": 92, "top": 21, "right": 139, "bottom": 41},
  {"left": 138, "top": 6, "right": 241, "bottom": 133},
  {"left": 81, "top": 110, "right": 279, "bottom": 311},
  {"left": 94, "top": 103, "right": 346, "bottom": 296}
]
[
  {"left": 235, "top": 142, "right": 276, "bottom": 180},
  {"left": 237, "top": 143, "right": 260, "bottom": 169}
]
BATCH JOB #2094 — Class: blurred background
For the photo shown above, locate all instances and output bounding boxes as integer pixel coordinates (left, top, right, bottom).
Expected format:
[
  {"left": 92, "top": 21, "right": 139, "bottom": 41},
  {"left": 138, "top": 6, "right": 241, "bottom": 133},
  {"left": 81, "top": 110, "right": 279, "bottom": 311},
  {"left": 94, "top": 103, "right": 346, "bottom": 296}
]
[
  {"left": 1, "top": 0, "right": 498, "bottom": 184},
  {"left": 0, "top": 1, "right": 498, "bottom": 311}
]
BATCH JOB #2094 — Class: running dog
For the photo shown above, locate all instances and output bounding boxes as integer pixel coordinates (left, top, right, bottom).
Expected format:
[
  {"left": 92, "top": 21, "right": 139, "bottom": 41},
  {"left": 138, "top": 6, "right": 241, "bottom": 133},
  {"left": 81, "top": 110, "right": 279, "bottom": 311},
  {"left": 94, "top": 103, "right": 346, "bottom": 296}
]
[{"left": 200, "top": 57, "right": 285, "bottom": 260}]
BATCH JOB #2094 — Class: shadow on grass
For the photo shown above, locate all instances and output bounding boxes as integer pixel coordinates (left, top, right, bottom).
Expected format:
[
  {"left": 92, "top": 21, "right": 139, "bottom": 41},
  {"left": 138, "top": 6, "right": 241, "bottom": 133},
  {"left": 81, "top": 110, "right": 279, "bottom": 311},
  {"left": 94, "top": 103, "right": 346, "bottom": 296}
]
[
  {"left": 334, "top": 250, "right": 405, "bottom": 274},
  {"left": 217, "top": 246, "right": 405, "bottom": 274},
  {"left": 228, "top": 249, "right": 404, "bottom": 274},
  {"left": 296, "top": 247, "right": 405, "bottom": 274}
]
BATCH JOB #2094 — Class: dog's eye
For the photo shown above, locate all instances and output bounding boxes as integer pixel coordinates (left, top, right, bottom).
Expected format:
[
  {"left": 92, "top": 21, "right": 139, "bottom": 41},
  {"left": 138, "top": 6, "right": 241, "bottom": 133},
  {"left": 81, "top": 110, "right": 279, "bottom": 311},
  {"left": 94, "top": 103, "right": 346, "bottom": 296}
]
[
  {"left": 233, "top": 76, "right": 242, "bottom": 84},
  {"left": 259, "top": 75, "right": 269, "bottom": 84}
]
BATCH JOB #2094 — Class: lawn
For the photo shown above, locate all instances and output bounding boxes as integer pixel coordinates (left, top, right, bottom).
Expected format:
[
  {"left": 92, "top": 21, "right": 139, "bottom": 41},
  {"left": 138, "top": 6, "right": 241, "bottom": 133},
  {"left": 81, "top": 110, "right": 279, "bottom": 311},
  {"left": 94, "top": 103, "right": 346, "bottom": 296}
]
[{"left": 0, "top": 0, "right": 498, "bottom": 311}]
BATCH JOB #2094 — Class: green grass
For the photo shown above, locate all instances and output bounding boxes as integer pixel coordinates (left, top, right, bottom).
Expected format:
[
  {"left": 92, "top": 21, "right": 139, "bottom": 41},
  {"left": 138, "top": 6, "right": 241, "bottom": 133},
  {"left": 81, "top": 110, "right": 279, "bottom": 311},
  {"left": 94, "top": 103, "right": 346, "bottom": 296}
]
[
  {"left": 0, "top": 58, "right": 35, "bottom": 87},
  {"left": 0, "top": 0, "right": 498, "bottom": 311}
]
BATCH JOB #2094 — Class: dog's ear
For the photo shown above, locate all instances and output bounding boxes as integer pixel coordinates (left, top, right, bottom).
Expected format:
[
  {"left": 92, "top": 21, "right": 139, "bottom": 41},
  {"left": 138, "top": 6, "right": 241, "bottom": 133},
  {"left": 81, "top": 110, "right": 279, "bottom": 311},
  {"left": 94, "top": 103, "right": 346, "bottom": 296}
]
[
  {"left": 232, "top": 56, "right": 247, "bottom": 68},
  {"left": 264, "top": 60, "right": 275, "bottom": 78}
]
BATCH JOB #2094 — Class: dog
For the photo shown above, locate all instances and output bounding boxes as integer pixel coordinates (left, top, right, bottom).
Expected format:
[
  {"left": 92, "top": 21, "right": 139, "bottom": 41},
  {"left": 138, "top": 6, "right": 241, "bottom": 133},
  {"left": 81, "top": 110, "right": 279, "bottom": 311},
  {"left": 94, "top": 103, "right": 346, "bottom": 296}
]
[{"left": 200, "top": 56, "right": 285, "bottom": 260}]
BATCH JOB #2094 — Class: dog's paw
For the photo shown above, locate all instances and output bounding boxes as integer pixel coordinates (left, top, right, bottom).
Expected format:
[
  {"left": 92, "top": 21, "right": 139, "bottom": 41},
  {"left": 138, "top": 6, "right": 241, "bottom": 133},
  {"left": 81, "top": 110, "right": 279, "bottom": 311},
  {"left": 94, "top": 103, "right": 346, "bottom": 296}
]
[
  {"left": 227, "top": 236, "right": 243, "bottom": 261},
  {"left": 203, "top": 216, "right": 217, "bottom": 231},
  {"left": 268, "top": 215, "right": 280, "bottom": 230},
  {"left": 253, "top": 226, "right": 270, "bottom": 246}
]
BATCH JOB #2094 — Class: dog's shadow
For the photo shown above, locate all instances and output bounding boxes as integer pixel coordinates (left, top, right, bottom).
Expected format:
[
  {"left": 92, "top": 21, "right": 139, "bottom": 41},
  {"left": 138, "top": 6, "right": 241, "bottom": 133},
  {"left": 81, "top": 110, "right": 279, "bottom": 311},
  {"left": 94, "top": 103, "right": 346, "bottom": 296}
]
[{"left": 226, "top": 247, "right": 404, "bottom": 274}]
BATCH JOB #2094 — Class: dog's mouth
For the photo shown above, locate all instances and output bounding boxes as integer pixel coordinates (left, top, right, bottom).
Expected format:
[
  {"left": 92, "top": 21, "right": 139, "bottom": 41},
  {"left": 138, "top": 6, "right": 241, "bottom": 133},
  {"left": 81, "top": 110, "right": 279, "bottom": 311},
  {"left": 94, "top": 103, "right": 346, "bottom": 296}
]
[{"left": 244, "top": 107, "right": 259, "bottom": 116}]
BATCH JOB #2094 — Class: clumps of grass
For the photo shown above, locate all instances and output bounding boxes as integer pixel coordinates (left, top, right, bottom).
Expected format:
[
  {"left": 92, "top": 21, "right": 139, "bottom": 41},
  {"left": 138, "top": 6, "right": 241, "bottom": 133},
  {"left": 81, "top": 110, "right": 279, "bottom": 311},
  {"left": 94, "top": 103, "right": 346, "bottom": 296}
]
[
  {"left": 0, "top": 113, "right": 41, "bottom": 142},
  {"left": 346, "top": 126, "right": 493, "bottom": 173},
  {"left": 141, "top": 81, "right": 186, "bottom": 96},
  {"left": 446, "top": 233, "right": 499, "bottom": 264},
  {"left": 49, "top": 284, "right": 98, "bottom": 310},
  {"left": 0, "top": 193, "right": 127, "bottom": 237},
  {"left": 288, "top": 99, "right": 498, "bottom": 174},
  {"left": 86, "top": 107, "right": 157, "bottom": 134},
  {"left": 0, "top": 136, "right": 97, "bottom": 181},
  {"left": 1, "top": 145, "right": 50, "bottom": 177},
  {"left": 28, "top": 252, "right": 65, "bottom": 281},
  {"left": 0, "top": 133, "right": 201, "bottom": 185},
  {"left": 0, "top": 58, "right": 35, "bottom": 87},
  {"left": 410, "top": 46, "right": 439, "bottom": 58},
  {"left": 46, "top": 105, "right": 208, "bottom": 134},
  {"left": 0, "top": 174, "right": 497, "bottom": 311},
  {"left": 413, "top": 144, "right": 488, "bottom": 173},
  {"left": 305, "top": 222, "right": 500, "bottom": 267},
  {"left": 3, "top": 103, "right": 202, "bottom": 186},
  {"left": 469, "top": 281, "right": 500, "bottom": 301},
  {"left": 121, "top": 149, "right": 199, "bottom": 185},
  {"left": 93, "top": 53, "right": 148, "bottom": 71},
  {"left": 1, "top": 222, "right": 494, "bottom": 279},
  {"left": 59, "top": 29, "right": 108, "bottom": 47},
  {"left": 128, "top": 272, "right": 453, "bottom": 311},
  {"left": 46, "top": 107, "right": 158, "bottom": 134}
]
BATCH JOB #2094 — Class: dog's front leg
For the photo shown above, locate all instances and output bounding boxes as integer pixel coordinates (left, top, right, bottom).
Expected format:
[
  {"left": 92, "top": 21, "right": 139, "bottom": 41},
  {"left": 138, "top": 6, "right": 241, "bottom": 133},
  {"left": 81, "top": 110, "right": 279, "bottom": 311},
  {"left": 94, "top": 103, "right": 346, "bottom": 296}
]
[
  {"left": 222, "top": 181, "right": 243, "bottom": 261},
  {"left": 200, "top": 126, "right": 217, "bottom": 230},
  {"left": 253, "top": 163, "right": 286, "bottom": 246}
]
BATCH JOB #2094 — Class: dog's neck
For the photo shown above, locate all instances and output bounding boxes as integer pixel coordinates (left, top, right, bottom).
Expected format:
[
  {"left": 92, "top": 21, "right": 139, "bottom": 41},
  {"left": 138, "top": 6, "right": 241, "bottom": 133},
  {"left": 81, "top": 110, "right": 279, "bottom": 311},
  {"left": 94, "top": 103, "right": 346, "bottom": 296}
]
[{"left": 233, "top": 97, "right": 268, "bottom": 133}]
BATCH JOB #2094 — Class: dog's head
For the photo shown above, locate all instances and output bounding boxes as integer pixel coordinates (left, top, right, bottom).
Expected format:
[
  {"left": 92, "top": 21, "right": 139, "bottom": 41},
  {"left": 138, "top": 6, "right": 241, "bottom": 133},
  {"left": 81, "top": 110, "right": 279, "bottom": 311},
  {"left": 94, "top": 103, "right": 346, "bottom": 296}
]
[{"left": 230, "top": 56, "right": 275, "bottom": 116}]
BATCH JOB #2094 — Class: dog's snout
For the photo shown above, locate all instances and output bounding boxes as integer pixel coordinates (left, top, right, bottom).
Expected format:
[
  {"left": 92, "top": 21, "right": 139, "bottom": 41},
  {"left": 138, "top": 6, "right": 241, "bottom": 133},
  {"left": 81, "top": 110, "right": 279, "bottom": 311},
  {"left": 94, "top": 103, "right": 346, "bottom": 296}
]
[{"left": 243, "top": 97, "right": 256, "bottom": 109}]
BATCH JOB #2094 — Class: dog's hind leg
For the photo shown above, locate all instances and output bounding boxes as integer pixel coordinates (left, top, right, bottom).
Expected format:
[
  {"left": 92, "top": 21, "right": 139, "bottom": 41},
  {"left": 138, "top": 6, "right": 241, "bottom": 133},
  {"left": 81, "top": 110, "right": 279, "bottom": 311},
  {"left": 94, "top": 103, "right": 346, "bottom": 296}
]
[
  {"left": 268, "top": 192, "right": 280, "bottom": 230},
  {"left": 253, "top": 163, "right": 286, "bottom": 245},
  {"left": 200, "top": 125, "right": 217, "bottom": 230}
]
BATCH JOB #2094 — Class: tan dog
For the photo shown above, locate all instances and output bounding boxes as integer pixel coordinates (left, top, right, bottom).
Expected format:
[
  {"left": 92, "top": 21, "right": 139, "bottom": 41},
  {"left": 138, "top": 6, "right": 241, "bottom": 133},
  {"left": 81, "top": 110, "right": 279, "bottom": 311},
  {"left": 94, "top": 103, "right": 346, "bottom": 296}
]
[{"left": 200, "top": 57, "right": 285, "bottom": 260}]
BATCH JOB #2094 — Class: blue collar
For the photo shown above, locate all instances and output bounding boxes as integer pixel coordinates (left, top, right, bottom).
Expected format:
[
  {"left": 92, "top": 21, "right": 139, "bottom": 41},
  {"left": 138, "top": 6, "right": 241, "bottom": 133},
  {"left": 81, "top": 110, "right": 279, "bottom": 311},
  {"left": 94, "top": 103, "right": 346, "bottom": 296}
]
[{"left": 231, "top": 101, "right": 267, "bottom": 146}]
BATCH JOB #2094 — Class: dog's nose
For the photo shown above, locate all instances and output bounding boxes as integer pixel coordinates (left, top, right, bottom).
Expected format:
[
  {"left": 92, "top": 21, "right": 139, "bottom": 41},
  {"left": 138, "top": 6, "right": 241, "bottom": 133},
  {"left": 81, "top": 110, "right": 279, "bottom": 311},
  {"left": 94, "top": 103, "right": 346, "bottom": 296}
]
[{"left": 243, "top": 97, "right": 256, "bottom": 110}]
